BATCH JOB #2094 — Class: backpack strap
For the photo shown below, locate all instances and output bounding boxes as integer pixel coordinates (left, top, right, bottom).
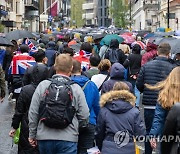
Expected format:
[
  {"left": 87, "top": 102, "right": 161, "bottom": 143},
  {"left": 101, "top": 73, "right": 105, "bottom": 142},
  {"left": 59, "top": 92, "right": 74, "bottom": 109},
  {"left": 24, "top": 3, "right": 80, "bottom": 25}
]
[
  {"left": 82, "top": 80, "right": 91, "bottom": 91},
  {"left": 98, "top": 75, "right": 109, "bottom": 91}
]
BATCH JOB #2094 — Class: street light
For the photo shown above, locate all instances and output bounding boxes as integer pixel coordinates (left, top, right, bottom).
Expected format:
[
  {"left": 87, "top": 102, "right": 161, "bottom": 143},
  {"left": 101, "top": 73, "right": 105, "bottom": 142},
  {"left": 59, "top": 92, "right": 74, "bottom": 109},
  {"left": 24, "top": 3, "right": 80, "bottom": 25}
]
[{"left": 167, "top": 0, "right": 170, "bottom": 28}]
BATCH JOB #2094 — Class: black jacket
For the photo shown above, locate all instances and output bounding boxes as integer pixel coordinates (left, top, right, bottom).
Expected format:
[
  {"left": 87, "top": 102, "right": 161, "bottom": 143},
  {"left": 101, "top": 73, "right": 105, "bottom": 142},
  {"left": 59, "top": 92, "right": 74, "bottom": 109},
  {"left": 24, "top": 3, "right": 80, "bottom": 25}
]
[
  {"left": 123, "top": 53, "right": 142, "bottom": 75},
  {"left": 12, "top": 85, "right": 39, "bottom": 154},
  {"left": 161, "top": 103, "right": 180, "bottom": 154},
  {"left": 104, "top": 39, "right": 126, "bottom": 64},
  {"left": 136, "top": 56, "right": 174, "bottom": 106}
]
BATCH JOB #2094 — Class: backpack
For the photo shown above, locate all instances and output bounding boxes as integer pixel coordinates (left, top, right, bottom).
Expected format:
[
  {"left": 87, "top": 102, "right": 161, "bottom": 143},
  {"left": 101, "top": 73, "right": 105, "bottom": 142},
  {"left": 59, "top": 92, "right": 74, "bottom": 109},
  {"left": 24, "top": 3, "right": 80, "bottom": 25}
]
[{"left": 39, "top": 78, "right": 76, "bottom": 129}]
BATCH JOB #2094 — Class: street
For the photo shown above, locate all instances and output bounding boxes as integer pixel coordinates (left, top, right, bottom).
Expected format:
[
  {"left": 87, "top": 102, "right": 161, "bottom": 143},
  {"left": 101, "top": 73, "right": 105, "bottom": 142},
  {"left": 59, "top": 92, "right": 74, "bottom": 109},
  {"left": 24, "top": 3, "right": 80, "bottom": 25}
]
[{"left": 0, "top": 92, "right": 17, "bottom": 154}]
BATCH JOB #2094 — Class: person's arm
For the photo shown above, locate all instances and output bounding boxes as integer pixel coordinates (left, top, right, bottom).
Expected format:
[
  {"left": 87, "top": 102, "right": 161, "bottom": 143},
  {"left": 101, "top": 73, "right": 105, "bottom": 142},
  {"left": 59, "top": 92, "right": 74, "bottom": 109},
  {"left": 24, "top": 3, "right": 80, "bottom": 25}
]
[
  {"left": 73, "top": 84, "right": 89, "bottom": 122},
  {"left": 0, "top": 66, "right": 5, "bottom": 101},
  {"left": 149, "top": 103, "right": 168, "bottom": 137},
  {"left": 161, "top": 104, "right": 178, "bottom": 154},
  {"left": 11, "top": 88, "right": 27, "bottom": 129},
  {"left": 92, "top": 85, "right": 100, "bottom": 117},
  {"left": 28, "top": 82, "right": 45, "bottom": 139},
  {"left": 123, "top": 57, "right": 130, "bottom": 68},
  {"left": 95, "top": 109, "right": 106, "bottom": 150},
  {"left": 22, "top": 68, "right": 31, "bottom": 86},
  {"left": 136, "top": 66, "right": 145, "bottom": 93}
]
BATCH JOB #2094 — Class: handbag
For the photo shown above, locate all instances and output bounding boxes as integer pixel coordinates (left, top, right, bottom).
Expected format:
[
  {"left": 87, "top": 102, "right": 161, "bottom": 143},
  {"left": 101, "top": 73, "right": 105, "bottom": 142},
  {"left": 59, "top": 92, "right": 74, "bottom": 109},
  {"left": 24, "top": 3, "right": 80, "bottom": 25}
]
[{"left": 13, "top": 123, "right": 21, "bottom": 144}]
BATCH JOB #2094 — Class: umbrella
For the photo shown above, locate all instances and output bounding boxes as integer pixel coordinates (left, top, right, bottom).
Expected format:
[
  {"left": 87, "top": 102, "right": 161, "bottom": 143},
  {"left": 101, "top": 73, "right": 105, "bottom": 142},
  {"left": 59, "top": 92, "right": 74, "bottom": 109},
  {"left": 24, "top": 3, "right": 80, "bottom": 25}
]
[
  {"left": 6, "top": 30, "right": 35, "bottom": 40},
  {"left": 154, "top": 31, "right": 175, "bottom": 37},
  {"left": 144, "top": 33, "right": 155, "bottom": 39},
  {"left": 29, "top": 39, "right": 38, "bottom": 46},
  {"left": 101, "top": 34, "right": 124, "bottom": 46},
  {"left": 69, "top": 43, "right": 81, "bottom": 53},
  {"left": 0, "top": 36, "right": 14, "bottom": 46},
  {"left": 91, "top": 33, "right": 106, "bottom": 40},
  {"left": 120, "top": 35, "right": 135, "bottom": 44},
  {"left": 154, "top": 37, "right": 176, "bottom": 45}
]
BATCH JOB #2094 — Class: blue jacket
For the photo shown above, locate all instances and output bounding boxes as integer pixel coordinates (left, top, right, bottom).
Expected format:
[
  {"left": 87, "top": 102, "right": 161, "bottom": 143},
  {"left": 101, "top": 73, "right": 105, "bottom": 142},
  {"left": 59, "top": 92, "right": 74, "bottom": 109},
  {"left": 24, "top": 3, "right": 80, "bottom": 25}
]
[
  {"left": 45, "top": 47, "right": 56, "bottom": 67},
  {"left": 149, "top": 103, "right": 169, "bottom": 137},
  {"left": 71, "top": 75, "right": 100, "bottom": 125},
  {"left": 0, "top": 49, "right": 5, "bottom": 65}
]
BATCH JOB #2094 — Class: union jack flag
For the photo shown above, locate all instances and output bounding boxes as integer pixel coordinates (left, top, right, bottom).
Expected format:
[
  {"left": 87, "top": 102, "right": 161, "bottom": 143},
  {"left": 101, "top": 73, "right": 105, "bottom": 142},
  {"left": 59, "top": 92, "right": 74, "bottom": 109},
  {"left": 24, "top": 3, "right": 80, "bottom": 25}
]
[
  {"left": 25, "top": 38, "right": 38, "bottom": 54},
  {"left": 9, "top": 54, "right": 36, "bottom": 75}
]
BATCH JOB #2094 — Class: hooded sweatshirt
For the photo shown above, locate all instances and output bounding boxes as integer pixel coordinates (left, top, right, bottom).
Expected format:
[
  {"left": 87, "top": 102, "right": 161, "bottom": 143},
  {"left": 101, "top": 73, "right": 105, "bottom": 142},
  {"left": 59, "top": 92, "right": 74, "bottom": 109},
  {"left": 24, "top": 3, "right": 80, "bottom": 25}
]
[
  {"left": 71, "top": 75, "right": 100, "bottom": 125},
  {"left": 101, "top": 63, "right": 133, "bottom": 94}
]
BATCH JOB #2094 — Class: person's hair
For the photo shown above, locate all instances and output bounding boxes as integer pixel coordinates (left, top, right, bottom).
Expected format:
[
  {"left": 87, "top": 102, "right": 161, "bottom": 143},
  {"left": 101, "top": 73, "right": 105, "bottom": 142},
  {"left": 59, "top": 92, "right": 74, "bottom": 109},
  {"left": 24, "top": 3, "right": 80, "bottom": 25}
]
[
  {"left": 90, "top": 54, "right": 101, "bottom": 67},
  {"left": 98, "top": 59, "right": 111, "bottom": 72},
  {"left": 113, "top": 82, "right": 130, "bottom": 91},
  {"left": 20, "top": 44, "right": 29, "bottom": 53},
  {"left": 145, "top": 66, "right": 180, "bottom": 109},
  {"left": 62, "top": 47, "right": 74, "bottom": 56},
  {"left": 54, "top": 54, "right": 73, "bottom": 74},
  {"left": 72, "top": 59, "right": 81, "bottom": 74},
  {"left": 32, "top": 49, "right": 46, "bottom": 62},
  {"left": 158, "top": 43, "right": 171, "bottom": 56},
  {"left": 49, "top": 36, "right": 55, "bottom": 41},
  {"left": 80, "top": 42, "right": 93, "bottom": 53},
  {"left": 132, "top": 44, "right": 141, "bottom": 54}
]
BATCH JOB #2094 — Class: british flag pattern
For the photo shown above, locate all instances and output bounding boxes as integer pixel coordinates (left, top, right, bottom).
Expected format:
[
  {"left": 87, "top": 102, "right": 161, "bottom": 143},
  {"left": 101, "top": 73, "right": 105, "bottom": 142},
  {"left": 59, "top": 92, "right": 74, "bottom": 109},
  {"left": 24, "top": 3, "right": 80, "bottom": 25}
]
[
  {"left": 25, "top": 38, "right": 38, "bottom": 54},
  {"left": 9, "top": 54, "right": 36, "bottom": 75}
]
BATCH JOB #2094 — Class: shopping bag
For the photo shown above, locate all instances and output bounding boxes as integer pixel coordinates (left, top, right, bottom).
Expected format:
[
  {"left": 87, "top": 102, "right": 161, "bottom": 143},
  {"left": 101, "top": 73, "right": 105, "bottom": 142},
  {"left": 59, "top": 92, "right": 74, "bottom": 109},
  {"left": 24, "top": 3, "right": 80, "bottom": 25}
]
[{"left": 13, "top": 123, "right": 21, "bottom": 144}]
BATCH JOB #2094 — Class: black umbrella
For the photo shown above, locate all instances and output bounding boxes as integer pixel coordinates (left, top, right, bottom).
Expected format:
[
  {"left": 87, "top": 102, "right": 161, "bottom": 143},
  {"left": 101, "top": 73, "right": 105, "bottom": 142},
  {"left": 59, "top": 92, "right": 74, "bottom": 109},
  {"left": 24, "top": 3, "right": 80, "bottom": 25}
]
[
  {"left": 0, "top": 36, "right": 14, "bottom": 46},
  {"left": 6, "top": 30, "right": 35, "bottom": 40}
]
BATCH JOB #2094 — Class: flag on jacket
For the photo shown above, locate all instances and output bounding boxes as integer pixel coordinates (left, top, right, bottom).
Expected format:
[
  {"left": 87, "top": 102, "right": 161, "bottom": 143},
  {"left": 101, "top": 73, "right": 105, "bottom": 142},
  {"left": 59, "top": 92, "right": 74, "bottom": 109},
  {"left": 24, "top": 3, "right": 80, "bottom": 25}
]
[
  {"left": 25, "top": 38, "right": 38, "bottom": 55},
  {"left": 9, "top": 54, "right": 36, "bottom": 75}
]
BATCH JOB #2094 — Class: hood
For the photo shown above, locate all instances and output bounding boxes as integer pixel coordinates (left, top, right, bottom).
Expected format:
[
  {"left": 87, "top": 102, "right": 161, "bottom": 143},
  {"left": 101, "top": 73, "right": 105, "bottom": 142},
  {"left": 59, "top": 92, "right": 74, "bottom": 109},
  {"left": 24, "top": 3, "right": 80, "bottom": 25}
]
[
  {"left": 110, "top": 63, "right": 125, "bottom": 79},
  {"left": 48, "top": 41, "right": 55, "bottom": 47},
  {"left": 71, "top": 75, "right": 89, "bottom": 87},
  {"left": 110, "top": 39, "right": 119, "bottom": 49},
  {"left": 31, "top": 64, "right": 49, "bottom": 85},
  {"left": 146, "top": 42, "right": 157, "bottom": 52},
  {"left": 100, "top": 90, "right": 136, "bottom": 113}
]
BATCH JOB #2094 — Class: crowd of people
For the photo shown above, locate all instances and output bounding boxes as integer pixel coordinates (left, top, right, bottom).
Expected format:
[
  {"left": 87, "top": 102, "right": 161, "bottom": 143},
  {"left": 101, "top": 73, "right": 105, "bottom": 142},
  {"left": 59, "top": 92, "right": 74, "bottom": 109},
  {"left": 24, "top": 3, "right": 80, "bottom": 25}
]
[{"left": 0, "top": 31, "right": 179, "bottom": 154}]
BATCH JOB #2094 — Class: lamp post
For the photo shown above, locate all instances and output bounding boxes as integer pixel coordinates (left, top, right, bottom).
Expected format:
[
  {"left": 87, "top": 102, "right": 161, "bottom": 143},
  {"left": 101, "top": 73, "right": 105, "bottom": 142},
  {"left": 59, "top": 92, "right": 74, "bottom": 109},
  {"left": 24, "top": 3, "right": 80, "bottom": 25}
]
[
  {"left": 167, "top": 0, "right": 170, "bottom": 28},
  {"left": 129, "top": 0, "right": 132, "bottom": 31}
]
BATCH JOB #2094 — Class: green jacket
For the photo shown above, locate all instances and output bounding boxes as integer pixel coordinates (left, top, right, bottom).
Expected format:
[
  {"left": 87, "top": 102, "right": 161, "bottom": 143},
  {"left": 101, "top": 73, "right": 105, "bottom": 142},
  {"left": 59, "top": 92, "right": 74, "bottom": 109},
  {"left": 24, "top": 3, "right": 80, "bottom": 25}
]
[{"left": 0, "top": 66, "right": 5, "bottom": 98}]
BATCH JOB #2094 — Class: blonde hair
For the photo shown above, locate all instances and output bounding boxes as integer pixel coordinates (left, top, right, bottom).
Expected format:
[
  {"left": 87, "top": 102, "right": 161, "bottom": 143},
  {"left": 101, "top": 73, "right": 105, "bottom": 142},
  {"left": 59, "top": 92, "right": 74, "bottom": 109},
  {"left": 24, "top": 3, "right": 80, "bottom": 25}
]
[
  {"left": 98, "top": 59, "right": 111, "bottom": 71},
  {"left": 113, "top": 82, "right": 130, "bottom": 91},
  {"left": 54, "top": 54, "right": 73, "bottom": 74},
  {"left": 145, "top": 67, "right": 180, "bottom": 109}
]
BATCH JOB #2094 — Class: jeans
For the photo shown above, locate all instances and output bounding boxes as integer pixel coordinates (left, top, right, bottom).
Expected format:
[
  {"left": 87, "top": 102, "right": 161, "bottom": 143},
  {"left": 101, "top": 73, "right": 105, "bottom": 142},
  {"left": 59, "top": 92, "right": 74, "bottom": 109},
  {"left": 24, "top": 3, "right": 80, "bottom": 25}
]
[
  {"left": 144, "top": 109, "right": 155, "bottom": 154},
  {"left": 38, "top": 140, "right": 77, "bottom": 154},
  {"left": 134, "top": 85, "right": 140, "bottom": 107},
  {"left": 78, "top": 124, "right": 95, "bottom": 154}
]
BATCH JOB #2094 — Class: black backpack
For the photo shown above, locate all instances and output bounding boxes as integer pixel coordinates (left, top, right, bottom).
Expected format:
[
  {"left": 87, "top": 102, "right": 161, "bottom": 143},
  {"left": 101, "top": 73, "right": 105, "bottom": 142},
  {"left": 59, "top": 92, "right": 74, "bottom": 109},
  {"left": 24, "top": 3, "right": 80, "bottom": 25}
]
[{"left": 39, "top": 78, "right": 76, "bottom": 129}]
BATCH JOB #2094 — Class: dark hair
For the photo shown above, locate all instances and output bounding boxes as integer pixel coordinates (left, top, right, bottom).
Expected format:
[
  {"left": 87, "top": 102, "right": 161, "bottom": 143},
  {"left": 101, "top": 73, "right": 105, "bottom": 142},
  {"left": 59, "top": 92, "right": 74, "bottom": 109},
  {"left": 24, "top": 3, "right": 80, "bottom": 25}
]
[
  {"left": 32, "top": 49, "right": 46, "bottom": 62},
  {"left": 158, "top": 43, "right": 171, "bottom": 55},
  {"left": 72, "top": 59, "right": 81, "bottom": 74},
  {"left": 20, "top": 44, "right": 29, "bottom": 53},
  {"left": 80, "top": 42, "right": 93, "bottom": 53},
  {"left": 90, "top": 54, "right": 101, "bottom": 67},
  {"left": 62, "top": 47, "right": 74, "bottom": 56},
  {"left": 132, "top": 44, "right": 141, "bottom": 54}
]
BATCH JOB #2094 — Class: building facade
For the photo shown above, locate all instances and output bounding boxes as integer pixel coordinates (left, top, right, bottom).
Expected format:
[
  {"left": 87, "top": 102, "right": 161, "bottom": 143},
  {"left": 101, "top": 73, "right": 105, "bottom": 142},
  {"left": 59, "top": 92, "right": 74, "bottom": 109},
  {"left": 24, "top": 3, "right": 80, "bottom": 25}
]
[
  {"left": 131, "top": 0, "right": 160, "bottom": 31},
  {"left": 97, "top": 0, "right": 112, "bottom": 27},
  {"left": 159, "top": 0, "right": 180, "bottom": 31},
  {"left": 82, "top": 0, "right": 98, "bottom": 26}
]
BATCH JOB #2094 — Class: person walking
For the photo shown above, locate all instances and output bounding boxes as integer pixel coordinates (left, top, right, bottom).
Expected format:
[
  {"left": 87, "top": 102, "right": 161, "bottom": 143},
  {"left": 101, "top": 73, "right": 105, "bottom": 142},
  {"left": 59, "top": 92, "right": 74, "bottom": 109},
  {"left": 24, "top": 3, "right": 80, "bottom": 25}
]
[
  {"left": 96, "top": 82, "right": 145, "bottom": 154},
  {"left": 0, "top": 65, "right": 5, "bottom": 103},
  {"left": 9, "top": 61, "right": 49, "bottom": 154},
  {"left": 101, "top": 63, "right": 133, "bottom": 94},
  {"left": 71, "top": 59, "right": 100, "bottom": 154},
  {"left": 142, "top": 67, "right": 180, "bottom": 152},
  {"left": 28, "top": 54, "right": 89, "bottom": 154},
  {"left": 123, "top": 44, "right": 142, "bottom": 107},
  {"left": 104, "top": 39, "right": 126, "bottom": 65},
  {"left": 136, "top": 43, "right": 175, "bottom": 154},
  {"left": 91, "top": 59, "right": 111, "bottom": 90}
]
